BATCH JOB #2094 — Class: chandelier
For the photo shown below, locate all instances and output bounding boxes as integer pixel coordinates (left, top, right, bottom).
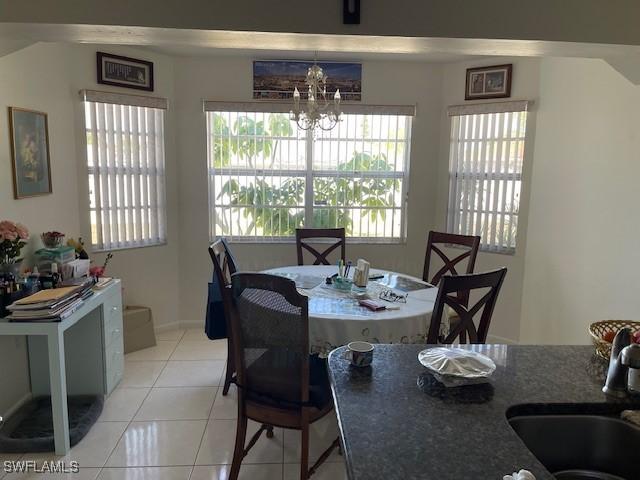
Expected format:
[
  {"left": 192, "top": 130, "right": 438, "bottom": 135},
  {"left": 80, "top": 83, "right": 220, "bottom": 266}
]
[{"left": 291, "top": 62, "right": 341, "bottom": 131}]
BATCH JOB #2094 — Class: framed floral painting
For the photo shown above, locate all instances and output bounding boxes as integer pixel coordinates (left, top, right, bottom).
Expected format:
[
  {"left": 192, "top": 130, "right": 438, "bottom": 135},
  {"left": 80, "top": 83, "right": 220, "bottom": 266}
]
[{"left": 8, "top": 107, "right": 52, "bottom": 199}]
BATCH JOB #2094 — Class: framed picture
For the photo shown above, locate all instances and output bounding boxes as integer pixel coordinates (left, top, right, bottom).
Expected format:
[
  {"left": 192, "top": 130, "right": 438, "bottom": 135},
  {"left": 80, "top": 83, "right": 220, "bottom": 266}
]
[
  {"left": 465, "top": 64, "right": 512, "bottom": 100},
  {"left": 97, "top": 52, "right": 154, "bottom": 91},
  {"left": 8, "top": 107, "right": 52, "bottom": 199},
  {"left": 253, "top": 60, "right": 362, "bottom": 101}
]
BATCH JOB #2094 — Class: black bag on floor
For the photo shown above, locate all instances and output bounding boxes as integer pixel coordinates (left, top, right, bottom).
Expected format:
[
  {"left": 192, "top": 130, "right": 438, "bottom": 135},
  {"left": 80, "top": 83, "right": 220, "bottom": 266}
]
[{"left": 205, "top": 273, "right": 227, "bottom": 340}]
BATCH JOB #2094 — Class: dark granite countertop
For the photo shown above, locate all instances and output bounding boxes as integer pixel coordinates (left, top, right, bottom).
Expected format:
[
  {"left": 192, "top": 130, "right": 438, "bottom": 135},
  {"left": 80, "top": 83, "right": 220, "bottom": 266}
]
[{"left": 327, "top": 344, "right": 640, "bottom": 480}]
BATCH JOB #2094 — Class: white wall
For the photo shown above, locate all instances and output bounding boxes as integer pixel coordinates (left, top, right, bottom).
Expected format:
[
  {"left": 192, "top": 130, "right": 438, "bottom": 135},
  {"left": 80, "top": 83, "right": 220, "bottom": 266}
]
[
  {"left": 0, "top": 43, "right": 83, "bottom": 416},
  {"left": 174, "top": 56, "right": 445, "bottom": 324},
  {"left": 435, "top": 57, "right": 541, "bottom": 343},
  {"left": 520, "top": 57, "right": 640, "bottom": 344},
  {"left": 0, "top": 42, "right": 178, "bottom": 415}
]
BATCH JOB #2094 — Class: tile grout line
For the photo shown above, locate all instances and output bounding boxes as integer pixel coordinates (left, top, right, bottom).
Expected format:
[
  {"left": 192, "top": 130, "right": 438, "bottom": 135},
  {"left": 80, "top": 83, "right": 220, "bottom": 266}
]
[
  {"left": 101, "top": 331, "right": 180, "bottom": 473},
  {"left": 190, "top": 351, "right": 225, "bottom": 478},
  {"left": 101, "top": 329, "right": 225, "bottom": 477}
]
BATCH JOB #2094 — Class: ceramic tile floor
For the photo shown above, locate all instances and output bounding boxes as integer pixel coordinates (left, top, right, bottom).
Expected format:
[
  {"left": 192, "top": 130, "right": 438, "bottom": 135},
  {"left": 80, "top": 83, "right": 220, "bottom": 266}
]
[{"left": 0, "top": 329, "right": 347, "bottom": 480}]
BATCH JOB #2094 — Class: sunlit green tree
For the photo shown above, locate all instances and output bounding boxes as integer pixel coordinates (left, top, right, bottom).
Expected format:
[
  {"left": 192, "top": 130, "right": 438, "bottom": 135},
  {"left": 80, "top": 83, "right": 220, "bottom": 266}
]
[{"left": 212, "top": 113, "right": 397, "bottom": 237}]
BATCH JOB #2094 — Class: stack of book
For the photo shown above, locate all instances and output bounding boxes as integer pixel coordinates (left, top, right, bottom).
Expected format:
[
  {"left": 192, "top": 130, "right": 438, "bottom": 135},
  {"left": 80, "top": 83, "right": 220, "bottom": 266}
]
[{"left": 5, "top": 283, "right": 94, "bottom": 322}]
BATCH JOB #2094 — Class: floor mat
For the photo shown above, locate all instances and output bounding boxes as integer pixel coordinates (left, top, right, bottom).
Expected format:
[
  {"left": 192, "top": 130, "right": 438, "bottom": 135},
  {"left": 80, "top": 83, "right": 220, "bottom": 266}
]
[{"left": 0, "top": 395, "right": 103, "bottom": 453}]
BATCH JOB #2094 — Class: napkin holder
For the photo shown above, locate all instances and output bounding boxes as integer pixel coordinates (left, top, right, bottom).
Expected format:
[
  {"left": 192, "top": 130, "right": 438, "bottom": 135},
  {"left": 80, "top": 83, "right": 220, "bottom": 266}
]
[{"left": 353, "top": 259, "right": 370, "bottom": 288}]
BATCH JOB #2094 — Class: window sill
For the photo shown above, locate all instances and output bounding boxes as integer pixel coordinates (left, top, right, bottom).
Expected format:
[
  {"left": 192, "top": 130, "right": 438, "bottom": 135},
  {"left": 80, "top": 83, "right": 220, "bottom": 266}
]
[
  {"left": 213, "top": 237, "right": 407, "bottom": 246},
  {"left": 91, "top": 241, "right": 168, "bottom": 253}
]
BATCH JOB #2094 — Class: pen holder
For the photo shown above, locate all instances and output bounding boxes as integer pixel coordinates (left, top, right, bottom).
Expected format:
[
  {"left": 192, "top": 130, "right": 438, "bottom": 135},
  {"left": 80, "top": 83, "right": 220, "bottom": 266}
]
[{"left": 333, "top": 276, "right": 353, "bottom": 291}]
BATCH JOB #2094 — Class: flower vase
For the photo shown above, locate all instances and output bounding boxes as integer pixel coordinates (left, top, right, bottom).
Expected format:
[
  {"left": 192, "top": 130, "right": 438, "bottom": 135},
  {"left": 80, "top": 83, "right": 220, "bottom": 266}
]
[{"left": 0, "top": 260, "right": 22, "bottom": 278}]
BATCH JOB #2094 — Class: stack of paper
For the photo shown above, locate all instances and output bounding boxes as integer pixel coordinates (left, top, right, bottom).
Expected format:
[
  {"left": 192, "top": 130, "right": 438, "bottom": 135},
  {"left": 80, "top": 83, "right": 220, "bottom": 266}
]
[{"left": 6, "top": 284, "right": 93, "bottom": 322}]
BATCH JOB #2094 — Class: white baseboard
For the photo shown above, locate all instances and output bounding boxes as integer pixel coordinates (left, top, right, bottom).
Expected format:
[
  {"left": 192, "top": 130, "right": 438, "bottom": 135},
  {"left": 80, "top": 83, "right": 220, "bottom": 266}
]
[
  {"left": 2, "top": 392, "right": 32, "bottom": 422},
  {"left": 486, "top": 334, "right": 518, "bottom": 344},
  {"left": 154, "top": 320, "right": 203, "bottom": 333}
]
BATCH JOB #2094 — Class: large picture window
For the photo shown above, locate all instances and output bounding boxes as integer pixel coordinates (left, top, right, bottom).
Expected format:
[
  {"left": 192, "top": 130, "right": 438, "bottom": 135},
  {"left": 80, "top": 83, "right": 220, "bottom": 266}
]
[
  {"left": 446, "top": 101, "right": 531, "bottom": 254},
  {"left": 206, "top": 104, "right": 413, "bottom": 242},
  {"left": 82, "top": 91, "right": 168, "bottom": 251}
]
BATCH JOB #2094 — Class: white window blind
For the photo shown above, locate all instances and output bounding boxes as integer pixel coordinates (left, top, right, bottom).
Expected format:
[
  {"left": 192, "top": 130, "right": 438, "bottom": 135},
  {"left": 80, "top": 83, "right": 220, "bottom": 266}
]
[
  {"left": 82, "top": 92, "right": 167, "bottom": 251},
  {"left": 446, "top": 103, "right": 530, "bottom": 254},
  {"left": 206, "top": 105, "right": 412, "bottom": 242}
]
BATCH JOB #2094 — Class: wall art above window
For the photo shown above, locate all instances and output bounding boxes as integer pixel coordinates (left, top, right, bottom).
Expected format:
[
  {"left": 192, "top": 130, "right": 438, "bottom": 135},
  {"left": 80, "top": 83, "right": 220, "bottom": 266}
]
[
  {"left": 97, "top": 52, "right": 154, "bottom": 92},
  {"left": 465, "top": 64, "right": 512, "bottom": 101},
  {"left": 253, "top": 60, "right": 362, "bottom": 101}
]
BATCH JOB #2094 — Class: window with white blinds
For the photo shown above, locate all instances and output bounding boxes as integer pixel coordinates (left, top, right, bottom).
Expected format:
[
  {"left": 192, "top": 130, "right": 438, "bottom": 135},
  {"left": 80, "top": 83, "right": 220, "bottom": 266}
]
[
  {"left": 82, "top": 91, "right": 167, "bottom": 251},
  {"left": 206, "top": 104, "right": 413, "bottom": 242},
  {"left": 446, "top": 103, "right": 530, "bottom": 254}
]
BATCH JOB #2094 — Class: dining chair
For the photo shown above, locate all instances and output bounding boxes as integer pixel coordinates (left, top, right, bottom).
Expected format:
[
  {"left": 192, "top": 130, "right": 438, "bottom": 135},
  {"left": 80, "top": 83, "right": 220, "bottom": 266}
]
[
  {"left": 427, "top": 268, "right": 507, "bottom": 345},
  {"left": 422, "top": 231, "right": 481, "bottom": 286},
  {"left": 296, "top": 228, "right": 346, "bottom": 266},
  {"left": 423, "top": 231, "right": 481, "bottom": 343},
  {"left": 208, "top": 238, "right": 239, "bottom": 396},
  {"left": 229, "top": 272, "right": 339, "bottom": 480}
]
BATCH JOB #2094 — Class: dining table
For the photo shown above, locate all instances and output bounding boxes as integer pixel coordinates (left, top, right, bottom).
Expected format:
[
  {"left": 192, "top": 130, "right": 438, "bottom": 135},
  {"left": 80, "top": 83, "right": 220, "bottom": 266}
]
[{"left": 263, "top": 265, "right": 440, "bottom": 356}]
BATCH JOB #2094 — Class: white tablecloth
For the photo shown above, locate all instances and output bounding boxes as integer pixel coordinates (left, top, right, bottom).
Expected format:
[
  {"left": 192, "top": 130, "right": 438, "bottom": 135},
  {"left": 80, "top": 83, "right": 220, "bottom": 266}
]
[{"left": 264, "top": 265, "right": 439, "bottom": 356}]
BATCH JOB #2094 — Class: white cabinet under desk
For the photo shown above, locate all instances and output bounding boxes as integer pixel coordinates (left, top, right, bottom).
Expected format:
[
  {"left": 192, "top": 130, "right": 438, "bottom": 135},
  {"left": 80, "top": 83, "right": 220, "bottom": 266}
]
[{"left": 0, "top": 279, "right": 123, "bottom": 455}]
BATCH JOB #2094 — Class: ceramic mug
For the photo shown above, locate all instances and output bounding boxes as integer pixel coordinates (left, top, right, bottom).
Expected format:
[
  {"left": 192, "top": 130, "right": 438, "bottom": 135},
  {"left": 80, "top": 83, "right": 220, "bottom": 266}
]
[{"left": 344, "top": 341, "right": 374, "bottom": 367}]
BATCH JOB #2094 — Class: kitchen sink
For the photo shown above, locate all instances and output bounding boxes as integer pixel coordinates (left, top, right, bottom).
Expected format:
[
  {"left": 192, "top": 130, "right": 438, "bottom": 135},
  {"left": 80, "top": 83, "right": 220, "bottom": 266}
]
[{"left": 508, "top": 414, "right": 640, "bottom": 480}]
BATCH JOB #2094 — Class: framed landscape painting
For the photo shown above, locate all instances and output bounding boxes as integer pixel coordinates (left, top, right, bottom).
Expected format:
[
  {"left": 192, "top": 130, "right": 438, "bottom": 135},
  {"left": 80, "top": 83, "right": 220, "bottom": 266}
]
[
  {"left": 465, "top": 64, "right": 512, "bottom": 100},
  {"left": 8, "top": 107, "right": 52, "bottom": 199},
  {"left": 253, "top": 60, "right": 362, "bottom": 101}
]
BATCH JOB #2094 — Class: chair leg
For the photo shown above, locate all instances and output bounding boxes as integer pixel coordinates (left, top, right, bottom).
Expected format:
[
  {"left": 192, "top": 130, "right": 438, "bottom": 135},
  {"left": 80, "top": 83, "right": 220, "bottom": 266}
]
[
  {"left": 300, "top": 422, "right": 310, "bottom": 480},
  {"left": 229, "top": 414, "right": 247, "bottom": 480},
  {"left": 266, "top": 425, "right": 274, "bottom": 439},
  {"left": 223, "top": 339, "right": 234, "bottom": 396},
  {"left": 308, "top": 438, "right": 340, "bottom": 477}
]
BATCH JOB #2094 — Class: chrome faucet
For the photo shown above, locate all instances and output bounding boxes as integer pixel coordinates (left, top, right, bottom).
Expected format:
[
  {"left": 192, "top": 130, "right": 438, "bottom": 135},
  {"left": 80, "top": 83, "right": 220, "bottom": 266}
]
[{"left": 603, "top": 328, "right": 640, "bottom": 397}]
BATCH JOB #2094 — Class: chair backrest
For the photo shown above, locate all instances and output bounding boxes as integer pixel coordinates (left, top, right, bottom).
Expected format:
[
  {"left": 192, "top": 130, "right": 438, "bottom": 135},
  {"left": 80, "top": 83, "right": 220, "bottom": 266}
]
[
  {"left": 208, "top": 238, "right": 239, "bottom": 288},
  {"left": 423, "top": 231, "right": 481, "bottom": 286},
  {"left": 230, "top": 272, "right": 310, "bottom": 408},
  {"left": 208, "top": 238, "right": 238, "bottom": 341},
  {"left": 427, "top": 268, "right": 507, "bottom": 344},
  {"left": 296, "top": 228, "right": 346, "bottom": 266}
]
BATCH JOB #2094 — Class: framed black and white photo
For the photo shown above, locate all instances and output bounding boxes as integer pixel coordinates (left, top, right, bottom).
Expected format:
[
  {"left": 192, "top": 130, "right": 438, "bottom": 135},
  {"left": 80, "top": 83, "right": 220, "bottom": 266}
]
[
  {"left": 97, "top": 52, "right": 154, "bottom": 92},
  {"left": 465, "top": 64, "right": 512, "bottom": 100}
]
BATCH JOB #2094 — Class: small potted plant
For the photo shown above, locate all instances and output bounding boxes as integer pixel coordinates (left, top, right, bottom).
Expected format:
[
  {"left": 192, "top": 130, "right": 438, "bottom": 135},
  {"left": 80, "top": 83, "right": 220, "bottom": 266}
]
[{"left": 0, "top": 220, "right": 29, "bottom": 276}]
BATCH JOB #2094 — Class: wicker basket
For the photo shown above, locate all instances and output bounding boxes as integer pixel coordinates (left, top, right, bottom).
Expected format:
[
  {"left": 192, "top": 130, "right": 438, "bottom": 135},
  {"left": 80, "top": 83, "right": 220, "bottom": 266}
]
[{"left": 589, "top": 320, "right": 640, "bottom": 359}]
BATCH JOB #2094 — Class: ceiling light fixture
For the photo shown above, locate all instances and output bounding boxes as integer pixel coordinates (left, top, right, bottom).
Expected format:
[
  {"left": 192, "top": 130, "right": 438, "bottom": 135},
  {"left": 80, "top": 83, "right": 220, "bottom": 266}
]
[{"left": 291, "top": 56, "right": 341, "bottom": 131}]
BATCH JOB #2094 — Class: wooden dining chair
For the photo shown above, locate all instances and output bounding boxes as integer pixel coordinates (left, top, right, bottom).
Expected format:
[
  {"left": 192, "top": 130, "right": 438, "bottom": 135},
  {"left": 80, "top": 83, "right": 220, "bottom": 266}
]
[
  {"left": 296, "top": 228, "right": 346, "bottom": 266},
  {"left": 423, "top": 231, "right": 481, "bottom": 343},
  {"left": 427, "top": 268, "right": 507, "bottom": 345},
  {"left": 229, "top": 273, "right": 339, "bottom": 480},
  {"left": 422, "top": 231, "right": 481, "bottom": 286},
  {"left": 208, "top": 238, "right": 239, "bottom": 396}
]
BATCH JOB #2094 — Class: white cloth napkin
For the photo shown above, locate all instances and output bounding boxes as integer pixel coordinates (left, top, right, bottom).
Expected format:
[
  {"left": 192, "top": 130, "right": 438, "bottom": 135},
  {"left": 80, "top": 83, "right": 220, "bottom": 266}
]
[{"left": 503, "top": 470, "right": 536, "bottom": 480}]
